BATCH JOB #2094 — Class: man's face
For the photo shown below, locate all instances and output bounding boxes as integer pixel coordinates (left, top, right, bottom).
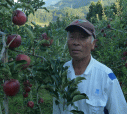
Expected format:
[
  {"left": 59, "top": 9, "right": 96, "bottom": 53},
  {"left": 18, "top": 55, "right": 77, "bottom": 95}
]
[{"left": 67, "top": 29, "right": 96, "bottom": 60}]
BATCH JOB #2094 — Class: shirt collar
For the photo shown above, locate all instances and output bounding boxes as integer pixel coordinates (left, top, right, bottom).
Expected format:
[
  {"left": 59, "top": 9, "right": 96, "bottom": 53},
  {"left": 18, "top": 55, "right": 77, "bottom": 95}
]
[{"left": 66, "top": 54, "right": 94, "bottom": 76}]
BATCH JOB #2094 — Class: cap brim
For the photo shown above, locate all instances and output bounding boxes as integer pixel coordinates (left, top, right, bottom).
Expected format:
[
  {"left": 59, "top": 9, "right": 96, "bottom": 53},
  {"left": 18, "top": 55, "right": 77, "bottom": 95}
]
[{"left": 65, "top": 25, "right": 93, "bottom": 36}]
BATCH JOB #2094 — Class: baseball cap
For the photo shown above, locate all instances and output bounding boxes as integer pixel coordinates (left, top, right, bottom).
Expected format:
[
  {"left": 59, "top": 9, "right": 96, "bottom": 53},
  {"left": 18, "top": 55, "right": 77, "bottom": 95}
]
[{"left": 65, "top": 19, "right": 96, "bottom": 38}]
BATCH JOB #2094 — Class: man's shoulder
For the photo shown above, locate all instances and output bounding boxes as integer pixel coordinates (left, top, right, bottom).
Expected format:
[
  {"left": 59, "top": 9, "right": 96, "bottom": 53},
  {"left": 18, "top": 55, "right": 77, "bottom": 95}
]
[
  {"left": 93, "top": 58, "right": 112, "bottom": 74},
  {"left": 93, "top": 58, "right": 117, "bottom": 81}
]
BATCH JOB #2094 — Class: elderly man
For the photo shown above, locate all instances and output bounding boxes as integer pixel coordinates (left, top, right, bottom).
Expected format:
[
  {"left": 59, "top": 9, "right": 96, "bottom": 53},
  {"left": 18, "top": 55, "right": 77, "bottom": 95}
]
[{"left": 53, "top": 19, "right": 127, "bottom": 114}]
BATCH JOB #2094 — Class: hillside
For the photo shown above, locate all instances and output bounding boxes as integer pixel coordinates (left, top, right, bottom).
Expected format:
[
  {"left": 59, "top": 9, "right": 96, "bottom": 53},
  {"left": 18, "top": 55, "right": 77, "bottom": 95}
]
[
  {"left": 47, "top": 0, "right": 117, "bottom": 10},
  {"left": 27, "top": 0, "right": 117, "bottom": 26}
]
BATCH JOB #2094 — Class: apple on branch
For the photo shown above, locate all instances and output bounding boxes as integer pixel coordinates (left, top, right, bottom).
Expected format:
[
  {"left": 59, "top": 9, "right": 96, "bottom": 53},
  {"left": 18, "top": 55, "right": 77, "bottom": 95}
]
[
  {"left": 40, "top": 33, "right": 53, "bottom": 47},
  {"left": 6, "top": 34, "right": 21, "bottom": 49},
  {"left": 3, "top": 79, "right": 20, "bottom": 96},
  {"left": 38, "top": 98, "right": 44, "bottom": 104},
  {"left": 16, "top": 54, "right": 31, "bottom": 69},
  {"left": 27, "top": 101, "right": 34, "bottom": 108},
  {"left": 12, "top": 10, "right": 27, "bottom": 26}
]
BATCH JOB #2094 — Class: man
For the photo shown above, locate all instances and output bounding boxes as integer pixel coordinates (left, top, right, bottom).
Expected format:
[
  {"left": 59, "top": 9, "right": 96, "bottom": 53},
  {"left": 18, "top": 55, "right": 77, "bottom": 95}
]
[{"left": 53, "top": 19, "right": 127, "bottom": 114}]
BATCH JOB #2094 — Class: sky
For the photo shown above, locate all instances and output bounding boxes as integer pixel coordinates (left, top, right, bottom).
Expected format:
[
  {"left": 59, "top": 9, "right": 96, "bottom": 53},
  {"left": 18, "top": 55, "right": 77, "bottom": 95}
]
[{"left": 14, "top": 0, "right": 58, "bottom": 7}]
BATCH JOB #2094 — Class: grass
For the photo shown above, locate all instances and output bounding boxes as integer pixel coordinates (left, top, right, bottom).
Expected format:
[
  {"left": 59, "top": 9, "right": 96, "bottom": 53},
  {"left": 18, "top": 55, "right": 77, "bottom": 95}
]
[
  {"left": 0, "top": 85, "right": 53, "bottom": 114},
  {"left": 26, "top": 21, "right": 50, "bottom": 27}
]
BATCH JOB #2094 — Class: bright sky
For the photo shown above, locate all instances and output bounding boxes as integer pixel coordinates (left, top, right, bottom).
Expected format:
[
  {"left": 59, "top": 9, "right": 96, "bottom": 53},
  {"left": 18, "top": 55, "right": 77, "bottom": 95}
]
[{"left": 14, "top": 0, "right": 47, "bottom": 2}]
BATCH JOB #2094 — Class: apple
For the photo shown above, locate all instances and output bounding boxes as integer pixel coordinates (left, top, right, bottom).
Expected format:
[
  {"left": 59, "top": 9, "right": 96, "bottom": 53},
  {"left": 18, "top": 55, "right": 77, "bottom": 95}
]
[
  {"left": 42, "top": 33, "right": 49, "bottom": 40},
  {"left": 3, "top": 79, "right": 20, "bottom": 96},
  {"left": 125, "top": 63, "right": 127, "bottom": 68},
  {"left": 29, "top": 84, "right": 32, "bottom": 87},
  {"left": 95, "top": 45, "right": 98, "bottom": 48},
  {"left": 103, "top": 33, "right": 106, "bottom": 37},
  {"left": 120, "top": 81, "right": 122, "bottom": 87},
  {"left": 27, "top": 101, "right": 34, "bottom": 108},
  {"left": 50, "top": 39, "right": 53, "bottom": 45},
  {"left": 6, "top": 34, "right": 21, "bottom": 49},
  {"left": 12, "top": 10, "right": 27, "bottom": 26},
  {"left": 125, "top": 42, "right": 127, "bottom": 46},
  {"left": 123, "top": 51, "right": 127, "bottom": 56},
  {"left": 101, "top": 29, "right": 104, "bottom": 33},
  {"left": 42, "top": 39, "right": 53, "bottom": 47},
  {"left": 24, "top": 87, "right": 31, "bottom": 92},
  {"left": 107, "top": 24, "right": 111, "bottom": 28},
  {"left": 38, "top": 98, "right": 44, "bottom": 104},
  {"left": 121, "top": 57, "right": 126, "bottom": 61},
  {"left": 23, "top": 92, "right": 28, "bottom": 98},
  {"left": 23, "top": 80, "right": 30, "bottom": 87},
  {"left": 40, "top": 33, "right": 53, "bottom": 47},
  {"left": 16, "top": 54, "right": 31, "bottom": 69}
]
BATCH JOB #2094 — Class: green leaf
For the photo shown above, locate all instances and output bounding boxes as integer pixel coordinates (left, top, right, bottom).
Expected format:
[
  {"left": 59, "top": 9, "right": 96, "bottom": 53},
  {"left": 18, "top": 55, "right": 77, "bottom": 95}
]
[
  {"left": 75, "top": 77, "right": 86, "bottom": 84},
  {"left": 70, "top": 90, "right": 81, "bottom": 98},
  {"left": 15, "top": 60, "right": 27, "bottom": 70},
  {"left": 5, "top": 0, "right": 14, "bottom": 6},
  {"left": 70, "top": 110, "right": 84, "bottom": 114},
  {"left": 24, "top": 27, "right": 35, "bottom": 40},
  {"left": 72, "top": 94, "right": 88, "bottom": 103},
  {"left": 40, "top": 7, "right": 49, "bottom": 13},
  {"left": 51, "top": 75, "right": 59, "bottom": 87},
  {"left": 55, "top": 100, "right": 59, "bottom": 105}
]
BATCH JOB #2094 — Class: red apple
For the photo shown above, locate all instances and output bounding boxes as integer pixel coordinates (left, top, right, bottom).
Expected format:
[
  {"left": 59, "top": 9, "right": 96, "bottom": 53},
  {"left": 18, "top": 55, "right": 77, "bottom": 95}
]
[
  {"left": 38, "top": 98, "right": 44, "bottom": 104},
  {"left": 24, "top": 87, "right": 31, "bottom": 92},
  {"left": 121, "top": 57, "right": 126, "bottom": 61},
  {"left": 125, "top": 63, "right": 127, "bottom": 68},
  {"left": 95, "top": 45, "right": 98, "bottom": 48},
  {"left": 27, "top": 101, "right": 34, "bottom": 108},
  {"left": 12, "top": 10, "right": 27, "bottom": 26},
  {"left": 6, "top": 34, "right": 21, "bottom": 49},
  {"left": 23, "top": 80, "right": 30, "bottom": 87},
  {"left": 101, "top": 29, "right": 104, "bottom": 33},
  {"left": 40, "top": 33, "right": 53, "bottom": 46},
  {"left": 123, "top": 51, "right": 127, "bottom": 56},
  {"left": 29, "top": 84, "right": 32, "bottom": 87},
  {"left": 42, "top": 39, "right": 53, "bottom": 47},
  {"left": 42, "top": 33, "right": 49, "bottom": 40},
  {"left": 120, "top": 81, "right": 122, "bottom": 86},
  {"left": 16, "top": 54, "right": 31, "bottom": 69},
  {"left": 103, "top": 33, "right": 106, "bottom": 37},
  {"left": 3, "top": 79, "right": 20, "bottom": 96},
  {"left": 107, "top": 24, "right": 111, "bottom": 28},
  {"left": 23, "top": 92, "right": 28, "bottom": 98},
  {"left": 125, "top": 42, "right": 127, "bottom": 46}
]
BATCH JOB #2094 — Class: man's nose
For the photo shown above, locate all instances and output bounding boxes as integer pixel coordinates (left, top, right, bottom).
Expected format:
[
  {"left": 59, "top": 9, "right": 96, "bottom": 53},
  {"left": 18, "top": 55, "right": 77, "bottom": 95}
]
[{"left": 72, "top": 36, "right": 81, "bottom": 43}]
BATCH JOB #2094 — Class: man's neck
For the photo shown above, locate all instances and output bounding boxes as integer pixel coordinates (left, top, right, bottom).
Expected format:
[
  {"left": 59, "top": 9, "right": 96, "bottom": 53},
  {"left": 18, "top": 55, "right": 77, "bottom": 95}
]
[{"left": 72, "top": 55, "right": 91, "bottom": 71}]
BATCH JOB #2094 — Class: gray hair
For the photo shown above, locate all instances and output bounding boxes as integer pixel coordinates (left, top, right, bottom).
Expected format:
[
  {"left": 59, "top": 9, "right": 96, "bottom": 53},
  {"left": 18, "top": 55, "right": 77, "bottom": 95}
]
[{"left": 67, "top": 31, "right": 94, "bottom": 43}]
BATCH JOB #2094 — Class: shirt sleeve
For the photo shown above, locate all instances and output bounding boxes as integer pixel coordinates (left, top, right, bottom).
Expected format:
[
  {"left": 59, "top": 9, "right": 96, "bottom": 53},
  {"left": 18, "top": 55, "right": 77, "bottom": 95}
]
[{"left": 105, "top": 73, "right": 127, "bottom": 114}]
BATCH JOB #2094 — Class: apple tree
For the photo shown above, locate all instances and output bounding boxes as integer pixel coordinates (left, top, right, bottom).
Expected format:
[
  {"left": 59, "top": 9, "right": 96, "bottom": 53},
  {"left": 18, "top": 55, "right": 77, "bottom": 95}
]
[{"left": 0, "top": 0, "right": 89, "bottom": 114}]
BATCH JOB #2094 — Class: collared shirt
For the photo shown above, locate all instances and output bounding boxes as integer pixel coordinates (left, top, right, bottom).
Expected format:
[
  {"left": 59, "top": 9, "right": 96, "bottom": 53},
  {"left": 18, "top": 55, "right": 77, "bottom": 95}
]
[{"left": 53, "top": 54, "right": 127, "bottom": 114}]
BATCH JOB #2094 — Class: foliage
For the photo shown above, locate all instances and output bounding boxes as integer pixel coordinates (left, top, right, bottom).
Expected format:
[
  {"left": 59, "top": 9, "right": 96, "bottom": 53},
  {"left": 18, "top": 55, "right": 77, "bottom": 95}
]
[{"left": 0, "top": 0, "right": 127, "bottom": 114}]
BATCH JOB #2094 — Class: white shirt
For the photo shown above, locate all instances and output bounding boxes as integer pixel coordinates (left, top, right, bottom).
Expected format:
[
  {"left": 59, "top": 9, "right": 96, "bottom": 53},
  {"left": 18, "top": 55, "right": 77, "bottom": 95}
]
[{"left": 53, "top": 54, "right": 127, "bottom": 114}]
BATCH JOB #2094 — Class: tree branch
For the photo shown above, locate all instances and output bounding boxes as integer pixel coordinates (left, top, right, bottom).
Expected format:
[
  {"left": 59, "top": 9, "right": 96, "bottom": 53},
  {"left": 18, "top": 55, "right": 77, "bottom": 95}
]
[{"left": 10, "top": 49, "right": 47, "bottom": 61}]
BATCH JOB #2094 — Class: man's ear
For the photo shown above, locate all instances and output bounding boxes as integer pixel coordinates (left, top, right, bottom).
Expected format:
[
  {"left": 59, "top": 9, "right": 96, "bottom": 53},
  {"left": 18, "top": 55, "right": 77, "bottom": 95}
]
[{"left": 91, "top": 39, "right": 96, "bottom": 50}]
